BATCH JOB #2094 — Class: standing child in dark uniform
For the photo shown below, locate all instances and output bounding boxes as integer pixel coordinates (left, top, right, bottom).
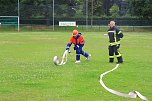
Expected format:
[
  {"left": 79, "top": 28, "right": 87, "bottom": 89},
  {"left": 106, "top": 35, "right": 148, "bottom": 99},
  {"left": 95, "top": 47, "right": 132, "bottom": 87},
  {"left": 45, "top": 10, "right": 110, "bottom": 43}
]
[
  {"left": 66, "top": 30, "right": 91, "bottom": 63},
  {"left": 107, "top": 21, "right": 123, "bottom": 63}
]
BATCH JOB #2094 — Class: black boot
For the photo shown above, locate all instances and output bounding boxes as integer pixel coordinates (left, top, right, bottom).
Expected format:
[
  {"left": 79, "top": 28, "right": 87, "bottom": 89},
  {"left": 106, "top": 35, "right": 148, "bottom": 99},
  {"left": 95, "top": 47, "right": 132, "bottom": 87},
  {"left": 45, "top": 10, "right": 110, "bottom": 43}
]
[
  {"left": 117, "top": 56, "right": 123, "bottom": 64},
  {"left": 109, "top": 58, "right": 114, "bottom": 63}
]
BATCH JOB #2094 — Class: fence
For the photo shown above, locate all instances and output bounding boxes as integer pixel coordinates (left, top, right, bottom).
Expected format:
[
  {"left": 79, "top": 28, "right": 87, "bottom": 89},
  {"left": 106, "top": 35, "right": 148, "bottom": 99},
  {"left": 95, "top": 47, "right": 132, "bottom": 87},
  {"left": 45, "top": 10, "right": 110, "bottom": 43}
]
[{"left": 0, "top": 1, "right": 152, "bottom": 32}]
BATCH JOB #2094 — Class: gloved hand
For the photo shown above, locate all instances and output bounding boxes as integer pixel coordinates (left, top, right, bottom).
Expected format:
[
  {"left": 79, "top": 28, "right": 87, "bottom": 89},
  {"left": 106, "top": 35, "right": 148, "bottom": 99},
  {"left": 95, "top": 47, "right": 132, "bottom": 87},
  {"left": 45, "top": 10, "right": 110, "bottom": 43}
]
[
  {"left": 66, "top": 47, "right": 69, "bottom": 50},
  {"left": 74, "top": 45, "right": 80, "bottom": 50},
  {"left": 68, "top": 50, "right": 71, "bottom": 54},
  {"left": 76, "top": 45, "right": 79, "bottom": 48}
]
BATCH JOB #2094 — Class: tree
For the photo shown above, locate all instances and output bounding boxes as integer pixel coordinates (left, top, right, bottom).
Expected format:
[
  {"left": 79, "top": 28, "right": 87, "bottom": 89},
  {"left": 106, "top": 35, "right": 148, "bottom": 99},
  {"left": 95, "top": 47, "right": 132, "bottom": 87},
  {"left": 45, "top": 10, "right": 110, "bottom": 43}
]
[
  {"left": 90, "top": 0, "right": 104, "bottom": 16},
  {"left": 103, "top": 0, "right": 114, "bottom": 16},
  {"left": 127, "top": 0, "right": 152, "bottom": 20},
  {"left": 82, "top": 0, "right": 104, "bottom": 17},
  {"left": 109, "top": 4, "right": 119, "bottom": 18},
  {"left": 0, "top": 0, "right": 18, "bottom": 16}
]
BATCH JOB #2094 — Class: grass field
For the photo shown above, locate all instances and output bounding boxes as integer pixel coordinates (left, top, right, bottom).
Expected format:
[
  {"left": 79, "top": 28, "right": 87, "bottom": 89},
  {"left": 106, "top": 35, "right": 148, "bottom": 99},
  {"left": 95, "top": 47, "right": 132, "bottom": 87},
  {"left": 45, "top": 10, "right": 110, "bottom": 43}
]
[{"left": 0, "top": 31, "right": 152, "bottom": 101}]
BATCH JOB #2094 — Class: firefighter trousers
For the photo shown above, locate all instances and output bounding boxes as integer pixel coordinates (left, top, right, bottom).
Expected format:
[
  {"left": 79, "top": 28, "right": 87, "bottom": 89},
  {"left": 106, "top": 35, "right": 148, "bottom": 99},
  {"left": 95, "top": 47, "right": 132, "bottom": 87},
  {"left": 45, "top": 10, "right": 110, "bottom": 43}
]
[{"left": 108, "top": 44, "right": 123, "bottom": 63}]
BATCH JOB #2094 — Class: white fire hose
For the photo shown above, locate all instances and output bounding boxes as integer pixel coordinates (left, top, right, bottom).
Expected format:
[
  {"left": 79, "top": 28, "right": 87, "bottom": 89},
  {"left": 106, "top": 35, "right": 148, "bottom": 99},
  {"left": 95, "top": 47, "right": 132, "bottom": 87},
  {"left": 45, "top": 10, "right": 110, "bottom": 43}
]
[
  {"left": 58, "top": 50, "right": 69, "bottom": 65},
  {"left": 99, "top": 64, "right": 148, "bottom": 101}
]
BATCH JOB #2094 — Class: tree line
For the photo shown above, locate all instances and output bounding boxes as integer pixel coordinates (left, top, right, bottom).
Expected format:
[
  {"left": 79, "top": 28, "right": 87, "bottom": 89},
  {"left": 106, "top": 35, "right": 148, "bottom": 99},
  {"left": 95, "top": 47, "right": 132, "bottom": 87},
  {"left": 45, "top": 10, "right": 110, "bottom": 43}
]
[{"left": 0, "top": 0, "right": 151, "bottom": 21}]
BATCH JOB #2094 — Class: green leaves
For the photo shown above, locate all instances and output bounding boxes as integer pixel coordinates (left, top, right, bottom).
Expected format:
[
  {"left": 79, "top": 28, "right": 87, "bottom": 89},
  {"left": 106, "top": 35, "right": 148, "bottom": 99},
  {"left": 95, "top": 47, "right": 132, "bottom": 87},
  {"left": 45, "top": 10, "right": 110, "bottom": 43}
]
[
  {"left": 109, "top": 4, "right": 119, "bottom": 18},
  {"left": 129, "top": 0, "right": 152, "bottom": 20}
]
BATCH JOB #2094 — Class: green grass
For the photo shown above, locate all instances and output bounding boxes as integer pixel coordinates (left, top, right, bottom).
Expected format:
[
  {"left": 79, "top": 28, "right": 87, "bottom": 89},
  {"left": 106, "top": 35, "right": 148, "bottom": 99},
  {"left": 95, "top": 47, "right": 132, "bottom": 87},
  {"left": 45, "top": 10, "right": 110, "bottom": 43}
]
[{"left": 0, "top": 31, "right": 152, "bottom": 101}]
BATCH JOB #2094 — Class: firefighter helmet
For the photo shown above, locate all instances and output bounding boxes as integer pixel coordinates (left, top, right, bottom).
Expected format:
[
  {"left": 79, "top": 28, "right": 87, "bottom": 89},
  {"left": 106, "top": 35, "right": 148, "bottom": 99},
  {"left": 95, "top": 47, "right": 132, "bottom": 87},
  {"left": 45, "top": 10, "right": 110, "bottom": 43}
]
[{"left": 72, "top": 30, "right": 78, "bottom": 36}]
